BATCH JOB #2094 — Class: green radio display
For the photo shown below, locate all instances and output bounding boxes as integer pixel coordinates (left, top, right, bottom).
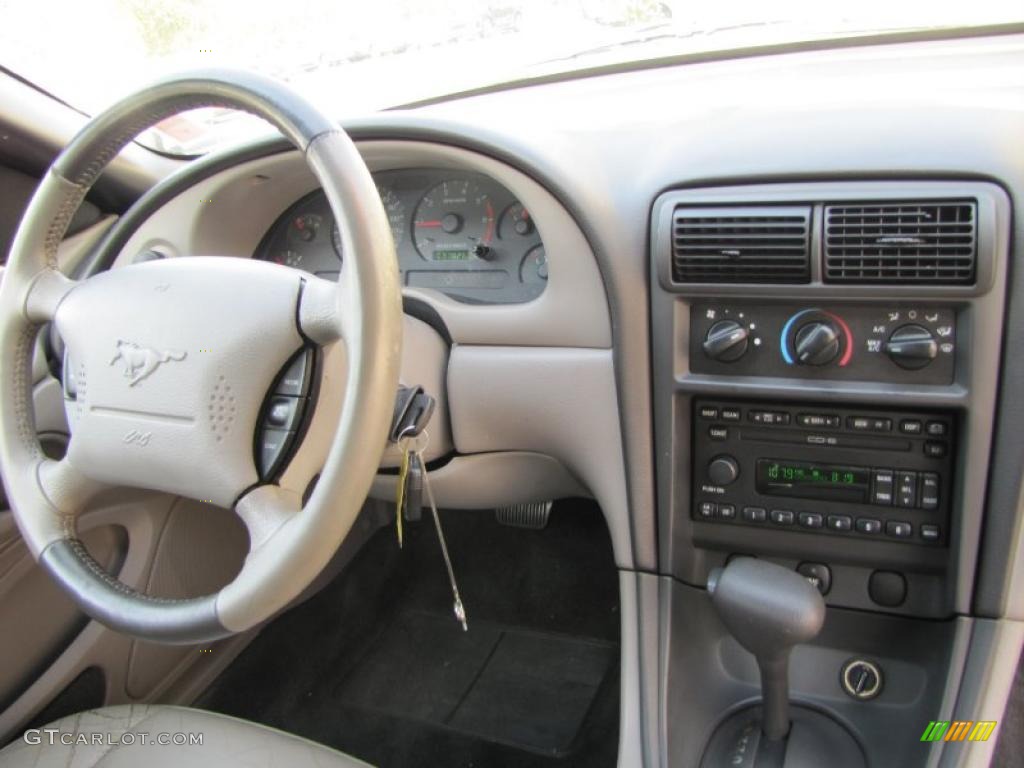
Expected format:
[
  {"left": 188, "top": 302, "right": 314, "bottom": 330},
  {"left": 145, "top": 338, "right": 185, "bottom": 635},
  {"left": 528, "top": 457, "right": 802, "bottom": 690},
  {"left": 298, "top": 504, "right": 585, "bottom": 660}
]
[{"left": 756, "top": 459, "right": 869, "bottom": 501}]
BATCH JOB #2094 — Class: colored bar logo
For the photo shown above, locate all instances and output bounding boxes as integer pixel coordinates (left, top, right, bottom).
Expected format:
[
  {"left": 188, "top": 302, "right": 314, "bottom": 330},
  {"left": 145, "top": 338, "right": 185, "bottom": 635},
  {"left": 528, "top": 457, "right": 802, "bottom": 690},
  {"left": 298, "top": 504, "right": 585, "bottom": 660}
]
[{"left": 921, "top": 721, "right": 998, "bottom": 742}]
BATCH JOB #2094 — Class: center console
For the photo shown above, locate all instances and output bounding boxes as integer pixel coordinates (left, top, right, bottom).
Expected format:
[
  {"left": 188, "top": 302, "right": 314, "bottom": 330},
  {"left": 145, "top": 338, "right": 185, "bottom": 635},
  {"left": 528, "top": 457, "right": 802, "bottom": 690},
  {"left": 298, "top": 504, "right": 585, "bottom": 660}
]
[{"left": 649, "top": 181, "right": 1011, "bottom": 767}]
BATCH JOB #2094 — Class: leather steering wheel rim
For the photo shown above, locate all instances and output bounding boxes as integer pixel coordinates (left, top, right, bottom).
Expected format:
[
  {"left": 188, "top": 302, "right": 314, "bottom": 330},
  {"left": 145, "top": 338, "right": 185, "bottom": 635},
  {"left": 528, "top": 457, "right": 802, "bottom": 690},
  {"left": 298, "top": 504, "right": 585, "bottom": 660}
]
[{"left": 0, "top": 70, "right": 402, "bottom": 643}]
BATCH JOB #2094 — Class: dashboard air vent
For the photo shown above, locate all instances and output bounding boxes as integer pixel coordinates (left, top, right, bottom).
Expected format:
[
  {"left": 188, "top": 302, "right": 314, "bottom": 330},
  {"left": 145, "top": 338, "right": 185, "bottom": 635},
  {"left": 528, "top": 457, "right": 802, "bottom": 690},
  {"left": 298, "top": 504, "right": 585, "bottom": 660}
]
[
  {"left": 824, "top": 201, "right": 976, "bottom": 284},
  {"left": 671, "top": 206, "right": 811, "bottom": 284}
]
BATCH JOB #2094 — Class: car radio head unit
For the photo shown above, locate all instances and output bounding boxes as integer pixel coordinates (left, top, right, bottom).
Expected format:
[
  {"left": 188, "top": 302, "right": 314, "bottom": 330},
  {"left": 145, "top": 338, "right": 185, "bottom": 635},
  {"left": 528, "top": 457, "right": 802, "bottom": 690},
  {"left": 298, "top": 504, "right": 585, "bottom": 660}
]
[{"left": 692, "top": 399, "right": 954, "bottom": 546}]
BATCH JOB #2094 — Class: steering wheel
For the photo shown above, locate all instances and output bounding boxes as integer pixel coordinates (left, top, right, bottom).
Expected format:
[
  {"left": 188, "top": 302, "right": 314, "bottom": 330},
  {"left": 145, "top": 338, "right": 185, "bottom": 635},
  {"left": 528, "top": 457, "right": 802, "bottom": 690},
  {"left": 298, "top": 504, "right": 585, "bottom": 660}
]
[{"left": 0, "top": 71, "right": 402, "bottom": 643}]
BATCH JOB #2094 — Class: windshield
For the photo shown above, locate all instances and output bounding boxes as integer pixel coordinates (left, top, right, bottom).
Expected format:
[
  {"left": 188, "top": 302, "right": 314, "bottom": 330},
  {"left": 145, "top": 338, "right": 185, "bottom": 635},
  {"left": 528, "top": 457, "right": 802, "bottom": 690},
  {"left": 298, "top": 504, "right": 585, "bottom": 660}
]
[{"left": 1, "top": 0, "right": 1020, "bottom": 155}]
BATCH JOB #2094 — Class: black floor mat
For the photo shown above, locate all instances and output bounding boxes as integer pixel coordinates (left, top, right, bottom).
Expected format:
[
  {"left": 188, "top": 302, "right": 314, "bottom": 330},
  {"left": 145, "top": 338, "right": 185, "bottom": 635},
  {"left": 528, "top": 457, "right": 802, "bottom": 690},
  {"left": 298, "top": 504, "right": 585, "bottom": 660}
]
[
  {"left": 198, "top": 500, "right": 620, "bottom": 768},
  {"left": 339, "top": 610, "right": 615, "bottom": 755}
]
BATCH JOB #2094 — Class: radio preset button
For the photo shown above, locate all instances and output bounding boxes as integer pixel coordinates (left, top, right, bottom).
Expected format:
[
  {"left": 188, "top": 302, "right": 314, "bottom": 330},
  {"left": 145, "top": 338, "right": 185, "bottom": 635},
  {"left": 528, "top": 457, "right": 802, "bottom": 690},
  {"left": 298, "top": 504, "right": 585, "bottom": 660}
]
[
  {"left": 827, "top": 515, "right": 853, "bottom": 532},
  {"left": 896, "top": 471, "right": 918, "bottom": 508},
  {"left": 743, "top": 506, "right": 767, "bottom": 523},
  {"left": 770, "top": 509, "right": 795, "bottom": 526},
  {"left": 872, "top": 470, "right": 895, "bottom": 506},
  {"left": 886, "top": 521, "right": 913, "bottom": 539},
  {"left": 920, "top": 473, "right": 940, "bottom": 510},
  {"left": 856, "top": 518, "right": 882, "bottom": 535},
  {"left": 798, "top": 512, "right": 824, "bottom": 529}
]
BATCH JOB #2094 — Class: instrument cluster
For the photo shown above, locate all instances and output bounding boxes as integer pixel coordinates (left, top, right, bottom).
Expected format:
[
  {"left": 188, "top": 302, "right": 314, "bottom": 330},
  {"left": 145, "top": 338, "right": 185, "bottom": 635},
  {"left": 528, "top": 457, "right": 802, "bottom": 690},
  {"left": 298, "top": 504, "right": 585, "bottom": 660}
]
[{"left": 255, "top": 169, "right": 548, "bottom": 304}]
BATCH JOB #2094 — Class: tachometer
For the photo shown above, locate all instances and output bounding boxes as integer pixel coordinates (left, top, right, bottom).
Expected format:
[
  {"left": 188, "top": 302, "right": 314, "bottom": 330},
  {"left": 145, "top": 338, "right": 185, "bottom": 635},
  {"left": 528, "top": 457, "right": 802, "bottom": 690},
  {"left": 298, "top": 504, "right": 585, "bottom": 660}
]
[
  {"left": 332, "top": 184, "right": 406, "bottom": 257},
  {"left": 413, "top": 179, "right": 495, "bottom": 261}
]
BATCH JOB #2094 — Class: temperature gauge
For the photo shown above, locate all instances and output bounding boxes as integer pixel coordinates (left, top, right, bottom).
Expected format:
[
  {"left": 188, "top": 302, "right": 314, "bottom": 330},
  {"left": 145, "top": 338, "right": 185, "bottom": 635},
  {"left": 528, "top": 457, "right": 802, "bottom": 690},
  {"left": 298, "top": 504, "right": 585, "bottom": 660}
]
[{"left": 520, "top": 245, "right": 548, "bottom": 284}]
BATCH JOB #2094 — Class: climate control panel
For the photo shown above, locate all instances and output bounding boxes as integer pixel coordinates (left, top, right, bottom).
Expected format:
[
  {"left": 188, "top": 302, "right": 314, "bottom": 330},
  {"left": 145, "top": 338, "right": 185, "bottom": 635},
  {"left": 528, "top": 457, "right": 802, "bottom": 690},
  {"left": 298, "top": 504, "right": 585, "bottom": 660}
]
[{"left": 690, "top": 303, "right": 955, "bottom": 385}]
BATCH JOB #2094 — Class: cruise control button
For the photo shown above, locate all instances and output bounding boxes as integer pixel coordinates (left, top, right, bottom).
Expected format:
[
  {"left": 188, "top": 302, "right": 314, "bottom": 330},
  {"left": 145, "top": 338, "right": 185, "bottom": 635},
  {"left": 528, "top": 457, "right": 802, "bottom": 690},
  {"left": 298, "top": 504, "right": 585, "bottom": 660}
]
[
  {"left": 265, "top": 395, "right": 304, "bottom": 431},
  {"left": 798, "top": 512, "right": 824, "bottom": 529},
  {"left": 743, "top": 506, "right": 767, "bottom": 523},
  {"left": 770, "top": 509, "right": 794, "bottom": 526},
  {"left": 258, "top": 428, "right": 294, "bottom": 478},
  {"left": 856, "top": 518, "right": 882, "bottom": 535},
  {"left": 886, "top": 520, "right": 913, "bottom": 539},
  {"left": 827, "top": 514, "right": 853, "bottom": 532},
  {"left": 920, "top": 473, "right": 940, "bottom": 510},
  {"left": 896, "top": 471, "right": 918, "bottom": 508},
  {"left": 276, "top": 349, "right": 314, "bottom": 397}
]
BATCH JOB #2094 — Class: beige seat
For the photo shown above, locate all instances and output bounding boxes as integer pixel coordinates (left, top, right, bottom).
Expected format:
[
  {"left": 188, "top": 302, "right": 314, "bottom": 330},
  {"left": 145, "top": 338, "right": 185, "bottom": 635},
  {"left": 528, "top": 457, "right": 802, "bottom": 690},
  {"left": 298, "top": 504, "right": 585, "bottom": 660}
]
[{"left": 0, "top": 705, "right": 372, "bottom": 767}]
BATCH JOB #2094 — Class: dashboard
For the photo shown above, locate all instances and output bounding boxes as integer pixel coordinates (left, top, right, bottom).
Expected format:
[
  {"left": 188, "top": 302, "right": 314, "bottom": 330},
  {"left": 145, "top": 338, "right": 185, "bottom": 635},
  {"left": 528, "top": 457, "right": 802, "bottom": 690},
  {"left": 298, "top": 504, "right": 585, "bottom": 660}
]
[{"left": 253, "top": 169, "right": 547, "bottom": 304}]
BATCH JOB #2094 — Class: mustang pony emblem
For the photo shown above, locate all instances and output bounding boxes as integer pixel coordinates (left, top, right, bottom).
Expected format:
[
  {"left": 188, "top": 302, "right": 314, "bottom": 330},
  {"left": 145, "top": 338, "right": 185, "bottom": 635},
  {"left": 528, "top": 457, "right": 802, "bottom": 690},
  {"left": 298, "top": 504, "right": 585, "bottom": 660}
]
[{"left": 110, "top": 340, "right": 187, "bottom": 386}]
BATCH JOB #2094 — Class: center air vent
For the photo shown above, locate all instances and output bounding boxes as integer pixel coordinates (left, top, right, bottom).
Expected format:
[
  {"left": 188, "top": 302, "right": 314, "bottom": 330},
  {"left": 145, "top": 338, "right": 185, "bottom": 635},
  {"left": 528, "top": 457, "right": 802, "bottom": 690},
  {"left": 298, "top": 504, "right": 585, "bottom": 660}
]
[
  {"left": 671, "top": 206, "right": 811, "bottom": 284},
  {"left": 824, "top": 201, "right": 976, "bottom": 284}
]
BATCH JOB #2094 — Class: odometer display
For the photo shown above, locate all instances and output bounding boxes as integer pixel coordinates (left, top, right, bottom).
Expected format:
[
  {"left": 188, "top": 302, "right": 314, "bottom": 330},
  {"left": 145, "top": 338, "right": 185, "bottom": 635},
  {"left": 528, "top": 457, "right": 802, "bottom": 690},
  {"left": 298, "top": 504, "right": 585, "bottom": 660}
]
[{"left": 756, "top": 459, "right": 869, "bottom": 503}]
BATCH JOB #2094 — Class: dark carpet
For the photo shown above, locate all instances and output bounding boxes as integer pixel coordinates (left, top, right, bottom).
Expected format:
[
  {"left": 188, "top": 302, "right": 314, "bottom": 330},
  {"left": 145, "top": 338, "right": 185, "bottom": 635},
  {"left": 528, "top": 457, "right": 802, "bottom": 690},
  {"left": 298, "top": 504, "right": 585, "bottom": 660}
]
[{"left": 197, "top": 499, "right": 620, "bottom": 768}]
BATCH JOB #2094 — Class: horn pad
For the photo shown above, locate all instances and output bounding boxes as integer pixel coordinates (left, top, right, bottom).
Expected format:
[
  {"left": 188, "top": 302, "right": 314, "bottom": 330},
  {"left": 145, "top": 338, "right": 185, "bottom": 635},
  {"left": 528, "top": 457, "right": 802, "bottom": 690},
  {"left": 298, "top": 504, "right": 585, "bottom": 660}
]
[{"left": 56, "top": 257, "right": 305, "bottom": 506}]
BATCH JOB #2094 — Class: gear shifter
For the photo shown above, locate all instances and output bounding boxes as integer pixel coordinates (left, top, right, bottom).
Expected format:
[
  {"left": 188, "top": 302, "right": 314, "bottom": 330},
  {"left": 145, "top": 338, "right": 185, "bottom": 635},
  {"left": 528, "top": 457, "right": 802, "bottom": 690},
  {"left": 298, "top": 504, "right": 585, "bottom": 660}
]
[
  {"left": 708, "top": 557, "right": 825, "bottom": 740},
  {"left": 702, "top": 558, "right": 865, "bottom": 768}
]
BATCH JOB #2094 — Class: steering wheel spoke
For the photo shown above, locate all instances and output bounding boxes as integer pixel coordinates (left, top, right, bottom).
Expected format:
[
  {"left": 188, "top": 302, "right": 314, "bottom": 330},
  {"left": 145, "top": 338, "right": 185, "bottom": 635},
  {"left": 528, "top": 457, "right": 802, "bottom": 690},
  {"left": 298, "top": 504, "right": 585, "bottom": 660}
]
[
  {"left": 24, "top": 268, "right": 77, "bottom": 323},
  {"left": 298, "top": 272, "right": 347, "bottom": 345},
  {"left": 37, "top": 456, "right": 108, "bottom": 517},
  {"left": 233, "top": 484, "right": 302, "bottom": 553}
]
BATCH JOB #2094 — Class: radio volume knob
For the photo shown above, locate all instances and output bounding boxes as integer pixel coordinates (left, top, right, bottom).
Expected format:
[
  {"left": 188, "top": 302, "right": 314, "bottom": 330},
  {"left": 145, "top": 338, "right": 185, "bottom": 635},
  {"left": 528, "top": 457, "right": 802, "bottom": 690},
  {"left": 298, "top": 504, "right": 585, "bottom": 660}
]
[
  {"left": 708, "top": 455, "right": 740, "bottom": 486},
  {"left": 885, "top": 325, "right": 938, "bottom": 370},
  {"left": 794, "top": 321, "right": 840, "bottom": 366},
  {"left": 703, "top": 320, "right": 750, "bottom": 362}
]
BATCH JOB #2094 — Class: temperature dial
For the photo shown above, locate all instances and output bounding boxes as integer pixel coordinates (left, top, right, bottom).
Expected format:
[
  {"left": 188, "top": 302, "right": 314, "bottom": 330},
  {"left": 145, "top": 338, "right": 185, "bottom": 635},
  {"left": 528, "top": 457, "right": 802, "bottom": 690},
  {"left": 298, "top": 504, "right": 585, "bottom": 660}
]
[
  {"left": 794, "top": 321, "right": 840, "bottom": 366},
  {"left": 781, "top": 309, "right": 853, "bottom": 368},
  {"left": 703, "top": 320, "right": 750, "bottom": 362}
]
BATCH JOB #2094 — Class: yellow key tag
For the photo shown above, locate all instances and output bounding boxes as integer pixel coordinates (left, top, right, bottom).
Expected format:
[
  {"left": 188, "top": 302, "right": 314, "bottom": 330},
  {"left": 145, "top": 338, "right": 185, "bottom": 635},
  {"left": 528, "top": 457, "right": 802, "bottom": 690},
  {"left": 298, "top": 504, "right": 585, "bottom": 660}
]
[{"left": 394, "top": 443, "right": 410, "bottom": 548}]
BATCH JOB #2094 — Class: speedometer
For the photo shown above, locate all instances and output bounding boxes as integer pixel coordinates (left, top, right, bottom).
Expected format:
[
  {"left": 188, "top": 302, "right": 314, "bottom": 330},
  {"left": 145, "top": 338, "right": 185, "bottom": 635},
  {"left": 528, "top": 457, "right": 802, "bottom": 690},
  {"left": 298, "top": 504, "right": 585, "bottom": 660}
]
[{"left": 412, "top": 178, "right": 495, "bottom": 261}]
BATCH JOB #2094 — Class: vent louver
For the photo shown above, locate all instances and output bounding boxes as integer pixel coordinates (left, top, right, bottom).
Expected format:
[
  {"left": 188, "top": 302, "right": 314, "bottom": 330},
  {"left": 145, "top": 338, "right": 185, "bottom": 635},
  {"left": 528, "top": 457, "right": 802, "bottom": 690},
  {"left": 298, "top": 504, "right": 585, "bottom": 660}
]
[
  {"left": 824, "top": 201, "right": 976, "bottom": 284},
  {"left": 671, "top": 206, "right": 811, "bottom": 284}
]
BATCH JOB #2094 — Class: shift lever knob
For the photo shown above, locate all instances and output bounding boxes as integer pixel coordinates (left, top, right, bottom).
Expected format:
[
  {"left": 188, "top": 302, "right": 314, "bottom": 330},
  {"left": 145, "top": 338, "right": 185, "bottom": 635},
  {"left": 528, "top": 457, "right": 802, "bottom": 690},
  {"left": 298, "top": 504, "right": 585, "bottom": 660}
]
[{"left": 708, "top": 558, "right": 825, "bottom": 742}]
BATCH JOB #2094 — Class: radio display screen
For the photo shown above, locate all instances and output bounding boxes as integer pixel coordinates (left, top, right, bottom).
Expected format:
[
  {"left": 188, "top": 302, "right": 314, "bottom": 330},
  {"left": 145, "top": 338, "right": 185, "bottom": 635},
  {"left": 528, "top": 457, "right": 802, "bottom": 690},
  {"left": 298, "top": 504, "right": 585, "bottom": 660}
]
[{"left": 756, "top": 459, "right": 870, "bottom": 503}]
